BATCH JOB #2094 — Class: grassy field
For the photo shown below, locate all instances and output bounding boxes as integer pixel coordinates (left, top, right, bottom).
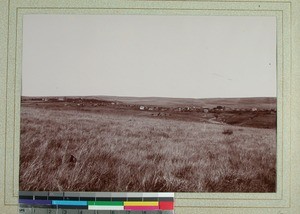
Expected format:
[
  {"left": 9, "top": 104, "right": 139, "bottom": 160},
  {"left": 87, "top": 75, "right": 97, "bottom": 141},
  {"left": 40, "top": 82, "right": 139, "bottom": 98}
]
[{"left": 19, "top": 98, "right": 276, "bottom": 192}]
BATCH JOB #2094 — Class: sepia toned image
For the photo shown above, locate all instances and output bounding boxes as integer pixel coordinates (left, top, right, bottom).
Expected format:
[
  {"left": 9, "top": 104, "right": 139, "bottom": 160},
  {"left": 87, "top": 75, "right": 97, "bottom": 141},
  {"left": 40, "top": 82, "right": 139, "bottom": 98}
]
[{"left": 20, "top": 14, "right": 277, "bottom": 193}]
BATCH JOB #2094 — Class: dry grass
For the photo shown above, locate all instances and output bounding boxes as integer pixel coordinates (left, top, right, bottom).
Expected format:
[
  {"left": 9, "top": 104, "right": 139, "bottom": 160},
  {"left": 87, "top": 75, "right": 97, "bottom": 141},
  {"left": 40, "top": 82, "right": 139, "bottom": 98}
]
[{"left": 20, "top": 106, "right": 276, "bottom": 192}]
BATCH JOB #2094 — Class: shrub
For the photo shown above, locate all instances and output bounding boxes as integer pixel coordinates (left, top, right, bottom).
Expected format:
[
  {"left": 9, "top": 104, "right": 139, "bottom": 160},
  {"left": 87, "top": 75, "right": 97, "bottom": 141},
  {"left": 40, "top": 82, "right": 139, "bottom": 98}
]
[{"left": 222, "top": 129, "right": 233, "bottom": 135}]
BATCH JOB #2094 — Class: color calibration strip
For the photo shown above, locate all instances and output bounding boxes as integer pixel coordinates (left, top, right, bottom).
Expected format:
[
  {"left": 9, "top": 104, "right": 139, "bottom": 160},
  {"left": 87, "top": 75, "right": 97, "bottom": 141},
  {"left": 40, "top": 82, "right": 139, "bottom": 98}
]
[{"left": 19, "top": 191, "right": 174, "bottom": 213}]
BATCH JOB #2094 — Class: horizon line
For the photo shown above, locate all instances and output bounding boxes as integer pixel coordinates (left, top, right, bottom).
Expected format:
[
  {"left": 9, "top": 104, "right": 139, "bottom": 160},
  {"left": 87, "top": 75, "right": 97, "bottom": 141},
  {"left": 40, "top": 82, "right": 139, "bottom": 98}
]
[{"left": 21, "top": 95, "right": 277, "bottom": 100}]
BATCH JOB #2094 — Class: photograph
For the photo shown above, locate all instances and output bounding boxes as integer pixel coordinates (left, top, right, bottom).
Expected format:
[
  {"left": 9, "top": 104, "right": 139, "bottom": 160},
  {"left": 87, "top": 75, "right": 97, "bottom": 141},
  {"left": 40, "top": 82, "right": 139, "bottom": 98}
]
[{"left": 19, "top": 14, "right": 277, "bottom": 192}]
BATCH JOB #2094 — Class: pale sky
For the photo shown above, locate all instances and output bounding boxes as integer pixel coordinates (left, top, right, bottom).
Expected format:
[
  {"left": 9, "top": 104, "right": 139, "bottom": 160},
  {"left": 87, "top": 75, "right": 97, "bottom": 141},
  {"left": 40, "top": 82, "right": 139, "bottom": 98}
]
[{"left": 22, "top": 15, "right": 276, "bottom": 98}]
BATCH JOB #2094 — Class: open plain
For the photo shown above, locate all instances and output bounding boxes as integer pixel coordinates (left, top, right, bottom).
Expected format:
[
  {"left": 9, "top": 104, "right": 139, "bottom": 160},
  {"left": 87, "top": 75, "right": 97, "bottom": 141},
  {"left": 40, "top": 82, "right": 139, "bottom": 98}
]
[{"left": 19, "top": 96, "right": 276, "bottom": 192}]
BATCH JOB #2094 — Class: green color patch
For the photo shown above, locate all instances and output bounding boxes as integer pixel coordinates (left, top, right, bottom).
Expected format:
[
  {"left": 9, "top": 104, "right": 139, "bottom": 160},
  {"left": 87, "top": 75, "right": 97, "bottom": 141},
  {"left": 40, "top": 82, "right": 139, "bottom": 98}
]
[{"left": 88, "top": 201, "right": 123, "bottom": 206}]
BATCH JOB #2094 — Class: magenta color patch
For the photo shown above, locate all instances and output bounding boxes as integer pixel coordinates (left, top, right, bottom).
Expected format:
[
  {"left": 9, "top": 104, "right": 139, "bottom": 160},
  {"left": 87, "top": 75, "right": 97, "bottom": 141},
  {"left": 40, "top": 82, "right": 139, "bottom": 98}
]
[{"left": 124, "top": 206, "right": 159, "bottom": 210}]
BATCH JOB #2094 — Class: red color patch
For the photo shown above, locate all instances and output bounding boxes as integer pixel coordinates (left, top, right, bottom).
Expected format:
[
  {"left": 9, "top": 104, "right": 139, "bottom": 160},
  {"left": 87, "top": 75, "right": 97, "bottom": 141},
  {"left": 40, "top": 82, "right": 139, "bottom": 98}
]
[{"left": 159, "top": 201, "right": 174, "bottom": 210}]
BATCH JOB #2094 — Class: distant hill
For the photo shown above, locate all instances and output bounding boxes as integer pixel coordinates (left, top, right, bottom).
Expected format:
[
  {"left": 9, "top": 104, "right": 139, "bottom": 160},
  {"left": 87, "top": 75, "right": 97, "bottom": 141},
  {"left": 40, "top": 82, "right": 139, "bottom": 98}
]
[
  {"left": 22, "top": 95, "right": 276, "bottom": 109},
  {"left": 95, "top": 96, "right": 276, "bottom": 109}
]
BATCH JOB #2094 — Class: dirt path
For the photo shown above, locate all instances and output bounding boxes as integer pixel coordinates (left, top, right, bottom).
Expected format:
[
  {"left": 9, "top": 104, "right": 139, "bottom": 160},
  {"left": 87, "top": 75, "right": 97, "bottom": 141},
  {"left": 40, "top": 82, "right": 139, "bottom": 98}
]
[{"left": 208, "top": 117, "right": 224, "bottom": 125}]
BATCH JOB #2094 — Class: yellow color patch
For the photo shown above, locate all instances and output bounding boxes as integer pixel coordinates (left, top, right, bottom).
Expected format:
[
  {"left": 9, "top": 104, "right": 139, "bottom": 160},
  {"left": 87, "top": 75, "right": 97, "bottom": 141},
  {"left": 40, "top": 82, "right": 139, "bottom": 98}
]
[{"left": 124, "top": 201, "right": 159, "bottom": 206}]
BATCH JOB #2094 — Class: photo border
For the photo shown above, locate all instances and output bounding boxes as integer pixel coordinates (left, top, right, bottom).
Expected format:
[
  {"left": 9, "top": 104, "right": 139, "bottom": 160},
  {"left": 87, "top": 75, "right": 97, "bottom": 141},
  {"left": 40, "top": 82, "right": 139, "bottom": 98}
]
[{"left": 1, "top": 0, "right": 299, "bottom": 213}]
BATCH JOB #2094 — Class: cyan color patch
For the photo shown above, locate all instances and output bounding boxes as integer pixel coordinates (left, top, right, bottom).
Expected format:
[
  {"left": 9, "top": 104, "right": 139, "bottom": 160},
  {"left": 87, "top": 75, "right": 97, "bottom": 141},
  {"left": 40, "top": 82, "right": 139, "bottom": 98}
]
[{"left": 52, "top": 200, "right": 87, "bottom": 206}]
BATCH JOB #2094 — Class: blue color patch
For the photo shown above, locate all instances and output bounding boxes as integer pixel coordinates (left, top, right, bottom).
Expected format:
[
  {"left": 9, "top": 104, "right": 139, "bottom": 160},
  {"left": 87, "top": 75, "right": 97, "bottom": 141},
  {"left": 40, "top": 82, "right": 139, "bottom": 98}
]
[{"left": 19, "top": 199, "right": 52, "bottom": 205}]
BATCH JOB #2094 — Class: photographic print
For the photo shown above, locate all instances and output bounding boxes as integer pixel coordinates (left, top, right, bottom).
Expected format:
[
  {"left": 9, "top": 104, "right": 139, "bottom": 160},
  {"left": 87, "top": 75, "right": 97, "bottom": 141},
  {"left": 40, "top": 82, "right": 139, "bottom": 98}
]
[{"left": 20, "top": 14, "right": 276, "bottom": 192}]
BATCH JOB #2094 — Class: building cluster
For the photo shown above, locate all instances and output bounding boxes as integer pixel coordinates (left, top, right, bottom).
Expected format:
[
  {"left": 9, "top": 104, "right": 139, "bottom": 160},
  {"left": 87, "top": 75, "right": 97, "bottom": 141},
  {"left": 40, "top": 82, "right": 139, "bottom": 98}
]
[{"left": 138, "top": 105, "right": 276, "bottom": 114}]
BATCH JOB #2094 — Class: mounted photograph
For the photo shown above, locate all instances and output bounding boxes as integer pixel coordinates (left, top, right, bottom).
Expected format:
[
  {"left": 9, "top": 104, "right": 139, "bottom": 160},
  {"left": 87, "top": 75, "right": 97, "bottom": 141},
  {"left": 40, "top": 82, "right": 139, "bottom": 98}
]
[{"left": 20, "top": 14, "right": 277, "bottom": 192}]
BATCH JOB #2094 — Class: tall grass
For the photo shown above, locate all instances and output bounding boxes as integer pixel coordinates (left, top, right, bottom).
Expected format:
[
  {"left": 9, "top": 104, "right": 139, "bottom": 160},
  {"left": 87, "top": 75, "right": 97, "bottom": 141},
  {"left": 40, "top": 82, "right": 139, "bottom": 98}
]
[{"left": 20, "top": 106, "right": 276, "bottom": 192}]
